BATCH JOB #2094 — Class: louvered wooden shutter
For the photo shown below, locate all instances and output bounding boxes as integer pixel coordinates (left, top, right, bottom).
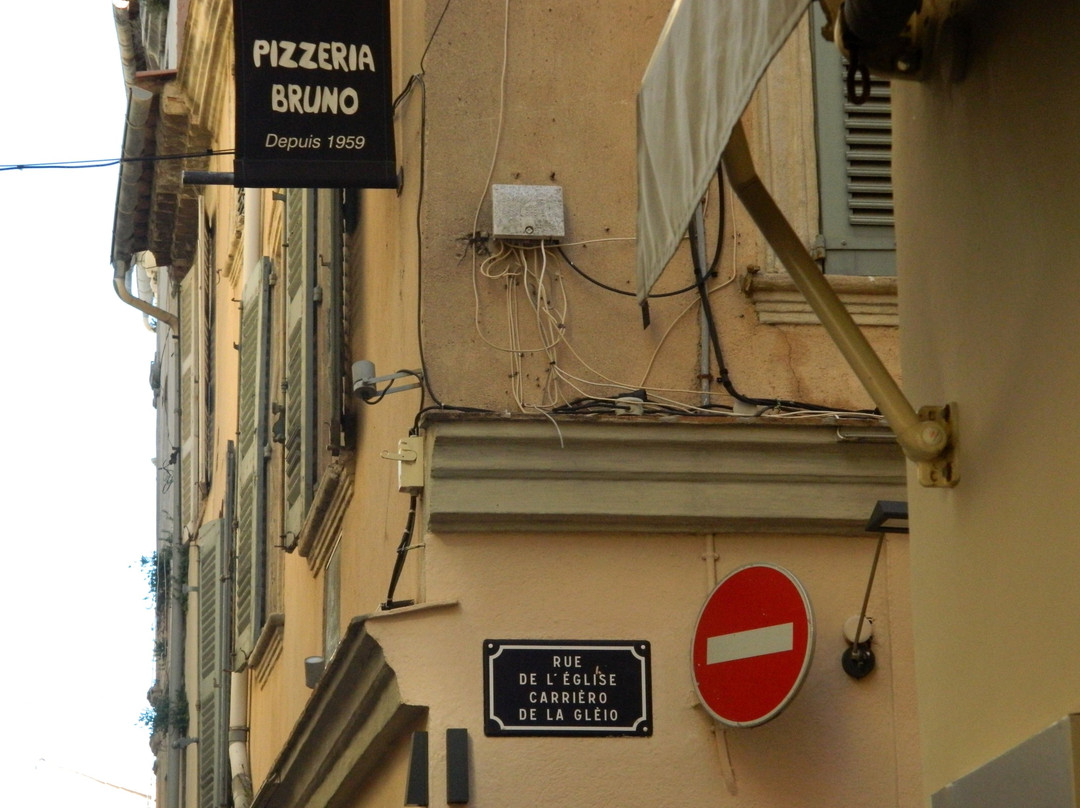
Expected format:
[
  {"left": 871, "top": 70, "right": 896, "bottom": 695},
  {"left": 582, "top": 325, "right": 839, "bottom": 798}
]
[
  {"left": 283, "top": 189, "right": 317, "bottom": 540},
  {"left": 179, "top": 267, "right": 197, "bottom": 531},
  {"left": 235, "top": 258, "right": 272, "bottom": 660},
  {"left": 181, "top": 199, "right": 215, "bottom": 533},
  {"left": 197, "top": 519, "right": 229, "bottom": 808},
  {"left": 326, "top": 189, "right": 346, "bottom": 457},
  {"left": 811, "top": 4, "right": 896, "bottom": 276},
  {"left": 195, "top": 201, "right": 213, "bottom": 502}
]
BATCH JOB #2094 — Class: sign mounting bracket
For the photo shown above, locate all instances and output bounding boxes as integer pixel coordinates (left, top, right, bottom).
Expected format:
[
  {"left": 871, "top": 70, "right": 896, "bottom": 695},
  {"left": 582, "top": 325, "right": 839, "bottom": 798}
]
[{"left": 721, "top": 120, "right": 958, "bottom": 487}]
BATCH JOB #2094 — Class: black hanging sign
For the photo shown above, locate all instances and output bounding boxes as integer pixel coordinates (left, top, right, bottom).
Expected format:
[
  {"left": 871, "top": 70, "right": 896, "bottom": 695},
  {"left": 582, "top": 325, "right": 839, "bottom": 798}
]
[
  {"left": 483, "top": 640, "right": 652, "bottom": 737},
  {"left": 232, "top": 0, "right": 397, "bottom": 188}
]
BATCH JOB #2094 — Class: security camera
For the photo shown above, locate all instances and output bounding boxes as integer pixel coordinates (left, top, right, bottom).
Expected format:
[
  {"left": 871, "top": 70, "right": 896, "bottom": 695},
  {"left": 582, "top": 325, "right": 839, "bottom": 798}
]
[
  {"left": 351, "top": 360, "right": 423, "bottom": 402},
  {"left": 352, "top": 360, "right": 378, "bottom": 401}
]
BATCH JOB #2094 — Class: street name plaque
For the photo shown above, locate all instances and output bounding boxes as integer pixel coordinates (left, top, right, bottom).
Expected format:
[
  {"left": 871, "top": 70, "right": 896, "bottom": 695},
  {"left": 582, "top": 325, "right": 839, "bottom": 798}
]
[{"left": 483, "top": 639, "right": 652, "bottom": 737}]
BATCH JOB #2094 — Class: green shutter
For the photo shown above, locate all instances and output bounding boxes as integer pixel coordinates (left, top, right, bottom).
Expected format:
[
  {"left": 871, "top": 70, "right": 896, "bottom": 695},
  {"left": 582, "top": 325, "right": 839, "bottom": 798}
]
[
  {"left": 179, "top": 271, "right": 197, "bottom": 530},
  {"left": 197, "top": 519, "right": 229, "bottom": 808},
  {"left": 326, "top": 189, "right": 346, "bottom": 456},
  {"left": 283, "top": 189, "right": 317, "bottom": 539},
  {"left": 811, "top": 4, "right": 896, "bottom": 276},
  {"left": 235, "top": 258, "right": 271, "bottom": 660},
  {"left": 181, "top": 200, "right": 215, "bottom": 532}
]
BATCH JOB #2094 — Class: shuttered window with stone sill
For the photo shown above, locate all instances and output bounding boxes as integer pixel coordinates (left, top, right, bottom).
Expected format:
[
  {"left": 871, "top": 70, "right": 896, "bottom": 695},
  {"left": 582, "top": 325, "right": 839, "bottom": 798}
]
[
  {"left": 282, "top": 188, "right": 348, "bottom": 550},
  {"left": 810, "top": 3, "right": 896, "bottom": 277},
  {"left": 179, "top": 198, "right": 215, "bottom": 534},
  {"left": 235, "top": 258, "right": 272, "bottom": 661},
  {"left": 196, "top": 519, "right": 230, "bottom": 808}
]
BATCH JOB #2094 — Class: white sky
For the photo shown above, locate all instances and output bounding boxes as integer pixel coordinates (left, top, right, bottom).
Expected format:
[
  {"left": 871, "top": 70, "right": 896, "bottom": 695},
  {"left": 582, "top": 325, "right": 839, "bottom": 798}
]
[{"left": 0, "top": 2, "right": 158, "bottom": 805}]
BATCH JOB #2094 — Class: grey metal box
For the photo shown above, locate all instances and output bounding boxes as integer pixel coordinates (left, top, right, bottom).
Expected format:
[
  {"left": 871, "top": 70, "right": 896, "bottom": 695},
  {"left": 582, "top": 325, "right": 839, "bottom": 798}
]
[{"left": 491, "top": 184, "right": 565, "bottom": 239}]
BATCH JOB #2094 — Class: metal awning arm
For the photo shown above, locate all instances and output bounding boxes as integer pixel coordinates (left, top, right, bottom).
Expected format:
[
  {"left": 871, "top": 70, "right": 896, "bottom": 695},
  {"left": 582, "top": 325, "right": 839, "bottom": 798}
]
[{"left": 721, "top": 120, "right": 957, "bottom": 487}]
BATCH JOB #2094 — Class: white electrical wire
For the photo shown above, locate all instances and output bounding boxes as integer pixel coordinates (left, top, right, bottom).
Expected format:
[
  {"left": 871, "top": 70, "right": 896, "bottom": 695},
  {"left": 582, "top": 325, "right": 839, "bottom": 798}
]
[{"left": 463, "top": 26, "right": 875, "bottom": 420}]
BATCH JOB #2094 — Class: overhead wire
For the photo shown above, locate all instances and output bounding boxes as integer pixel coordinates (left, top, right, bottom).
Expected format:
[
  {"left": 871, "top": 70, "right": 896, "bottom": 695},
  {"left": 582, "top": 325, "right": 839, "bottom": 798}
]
[
  {"left": 394, "top": 0, "right": 455, "bottom": 408},
  {"left": 0, "top": 149, "right": 234, "bottom": 172}
]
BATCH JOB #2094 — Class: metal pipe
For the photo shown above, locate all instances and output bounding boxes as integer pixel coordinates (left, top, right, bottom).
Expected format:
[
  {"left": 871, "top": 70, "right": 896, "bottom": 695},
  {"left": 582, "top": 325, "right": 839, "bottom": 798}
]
[
  {"left": 166, "top": 275, "right": 186, "bottom": 808},
  {"left": 689, "top": 204, "right": 713, "bottom": 407},
  {"left": 229, "top": 671, "right": 253, "bottom": 808},
  {"left": 721, "top": 120, "right": 947, "bottom": 463},
  {"left": 113, "top": 258, "right": 180, "bottom": 332},
  {"left": 165, "top": 546, "right": 185, "bottom": 808},
  {"left": 225, "top": 189, "right": 262, "bottom": 808}
]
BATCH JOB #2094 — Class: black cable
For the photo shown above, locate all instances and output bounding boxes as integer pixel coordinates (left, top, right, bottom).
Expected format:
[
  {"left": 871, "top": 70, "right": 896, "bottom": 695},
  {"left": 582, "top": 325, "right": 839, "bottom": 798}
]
[
  {"left": 411, "top": 404, "right": 493, "bottom": 436},
  {"left": 382, "top": 495, "right": 418, "bottom": 610},
  {"left": 357, "top": 370, "right": 425, "bottom": 406},
  {"left": 419, "top": 0, "right": 454, "bottom": 74},
  {"left": 394, "top": 2, "right": 454, "bottom": 406},
  {"left": 406, "top": 74, "right": 444, "bottom": 407},
  {"left": 554, "top": 179, "right": 725, "bottom": 300},
  {"left": 694, "top": 169, "right": 877, "bottom": 414},
  {"left": 555, "top": 245, "right": 702, "bottom": 299}
]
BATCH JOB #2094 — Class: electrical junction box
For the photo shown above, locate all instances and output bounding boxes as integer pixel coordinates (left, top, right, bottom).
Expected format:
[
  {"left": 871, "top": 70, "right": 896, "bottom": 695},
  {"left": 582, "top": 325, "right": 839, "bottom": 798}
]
[
  {"left": 491, "top": 184, "right": 564, "bottom": 239},
  {"left": 395, "top": 436, "right": 424, "bottom": 494}
]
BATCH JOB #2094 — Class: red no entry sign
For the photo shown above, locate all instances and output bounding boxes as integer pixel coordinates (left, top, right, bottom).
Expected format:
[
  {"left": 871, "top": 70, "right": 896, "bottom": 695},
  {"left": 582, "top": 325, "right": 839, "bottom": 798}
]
[{"left": 692, "top": 564, "right": 814, "bottom": 727}]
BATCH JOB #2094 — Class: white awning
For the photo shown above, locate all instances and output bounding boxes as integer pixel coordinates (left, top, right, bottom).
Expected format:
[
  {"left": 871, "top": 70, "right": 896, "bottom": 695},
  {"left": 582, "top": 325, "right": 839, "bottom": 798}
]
[{"left": 636, "top": 0, "right": 812, "bottom": 300}]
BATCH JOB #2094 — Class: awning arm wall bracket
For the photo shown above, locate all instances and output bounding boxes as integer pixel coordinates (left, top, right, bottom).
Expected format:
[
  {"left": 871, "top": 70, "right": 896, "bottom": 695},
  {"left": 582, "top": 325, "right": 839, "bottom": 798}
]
[{"left": 721, "top": 120, "right": 957, "bottom": 487}]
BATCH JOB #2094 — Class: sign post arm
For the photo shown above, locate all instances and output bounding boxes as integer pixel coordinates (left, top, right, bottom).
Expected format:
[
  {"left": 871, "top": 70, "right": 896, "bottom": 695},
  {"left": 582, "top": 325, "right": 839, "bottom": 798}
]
[{"left": 721, "top": 121, "right": 957, "bottom": 486}]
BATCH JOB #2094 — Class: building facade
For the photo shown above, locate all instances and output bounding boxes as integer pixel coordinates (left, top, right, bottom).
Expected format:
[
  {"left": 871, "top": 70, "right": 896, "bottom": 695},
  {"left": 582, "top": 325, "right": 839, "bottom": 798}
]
[
  {"left": 112, "top": 1, "right": 924, "bottom": 806},
  {"left": 894, "top": 1, "right": 1080, "bottom": 804}
]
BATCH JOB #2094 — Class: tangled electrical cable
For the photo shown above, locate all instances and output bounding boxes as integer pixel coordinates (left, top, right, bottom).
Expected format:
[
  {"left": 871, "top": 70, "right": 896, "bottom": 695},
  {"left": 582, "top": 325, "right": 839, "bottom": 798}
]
[{"left": 468, "top": 213, "right": 882, "bottom": 420}]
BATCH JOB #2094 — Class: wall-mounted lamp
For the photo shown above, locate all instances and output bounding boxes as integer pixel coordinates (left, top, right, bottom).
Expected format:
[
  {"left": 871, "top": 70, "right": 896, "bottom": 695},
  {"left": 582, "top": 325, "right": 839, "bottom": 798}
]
[
  {"left": 842, "top": 500, "right": 910, "bottom": 680},
  {"left": 351, "top": 360, "right": 423, "bottom": 403},
  {"left": 866, "top": 500, "right": 909, "bottom": 534},
  {"left": 304, "top": 656, "right": 325, "bottom": 689}
]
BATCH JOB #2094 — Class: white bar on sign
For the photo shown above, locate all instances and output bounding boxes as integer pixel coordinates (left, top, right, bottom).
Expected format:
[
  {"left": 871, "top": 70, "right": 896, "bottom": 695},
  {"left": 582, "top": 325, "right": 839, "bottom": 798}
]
[{"left": 707, "top": 623, "right": 794, "bottom": 664}]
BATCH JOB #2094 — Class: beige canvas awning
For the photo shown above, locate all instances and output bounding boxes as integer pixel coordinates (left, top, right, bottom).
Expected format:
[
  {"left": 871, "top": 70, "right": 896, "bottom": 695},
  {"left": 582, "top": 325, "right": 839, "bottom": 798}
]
[
  {"left": 636, "top": 0, "right": 812, "bottom": 299},
  {"left": 635, "top": 0, "right": 958, "bottom": 486}
]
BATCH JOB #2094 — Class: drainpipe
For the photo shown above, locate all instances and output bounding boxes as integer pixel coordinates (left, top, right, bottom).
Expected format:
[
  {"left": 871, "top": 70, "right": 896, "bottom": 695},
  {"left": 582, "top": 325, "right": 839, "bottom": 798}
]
[
  {"left": 226, "top": 187, "right": 262, "bottom": 808},
  {"left": 689, "top": 205, "right": 713, "bottom": 408},
  {"left": 166, "top": 497, "right": 186, "bottom": 808},
  {"left": 164, "top": 277, "right": 185, "bottom": 808},
  {"left": 229, "top": 671, "right": 253, "bottom": 808},
  {"left": 113, "top": 252, "right": 180, "bottom": 332}
]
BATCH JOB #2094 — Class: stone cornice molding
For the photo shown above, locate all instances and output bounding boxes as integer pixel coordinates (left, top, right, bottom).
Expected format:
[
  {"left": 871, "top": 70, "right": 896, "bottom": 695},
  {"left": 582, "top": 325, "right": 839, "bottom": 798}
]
[{"left": 423, "top": 415, "right": 905, "bottom": 535}]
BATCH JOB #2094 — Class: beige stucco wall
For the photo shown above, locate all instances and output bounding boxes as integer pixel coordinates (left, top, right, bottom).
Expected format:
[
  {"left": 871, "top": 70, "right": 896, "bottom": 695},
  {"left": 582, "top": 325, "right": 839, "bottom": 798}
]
[
  {"left": 415, "top": 1, "right": 898, "bottom": 415},
  {"left": 362, "top": 529, "right": 921, "bottom": 806},
  {"left": 164, "top": 0, "right": 923, "bottom": 805},
  {"left": 894, "top": 0, "right": 1080, "bottom": 795}
]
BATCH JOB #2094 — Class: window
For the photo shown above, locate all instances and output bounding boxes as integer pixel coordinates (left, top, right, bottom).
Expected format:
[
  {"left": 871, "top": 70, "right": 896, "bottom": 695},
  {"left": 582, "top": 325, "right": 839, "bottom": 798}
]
[
  {"left": 180, "top": 199, "right": 214, "bottom": 533},
  {"left": 235, "top": 258, "right": 272, "bottom": 660},
  {"left": 810, "top": 4, "right": 896, "bottom": 276},
  {"left": 232, "top": 189, "right": 348, "bottom": 659},
  {"left": 283, "top": 188, "right": 317, "bottom": 540},
  {"left": 196, "top": 519, "right": 229, "bottom": 808},
  {"left": 282, "top": 188, "right": 347, "bottom": 543}
]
